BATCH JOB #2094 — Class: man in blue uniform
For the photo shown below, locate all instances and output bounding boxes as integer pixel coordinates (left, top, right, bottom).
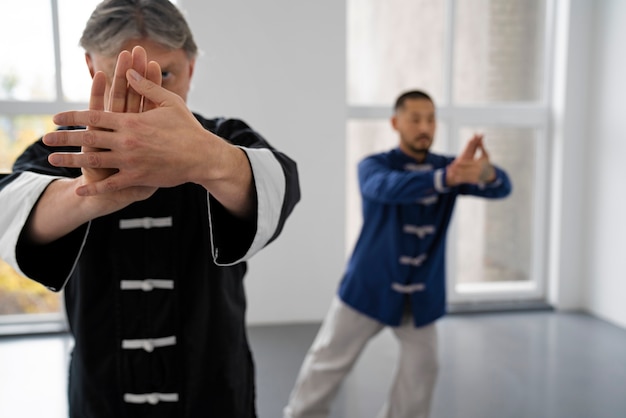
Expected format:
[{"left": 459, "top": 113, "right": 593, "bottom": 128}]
[
  {"left": 0, "top": 1, "right": 299, "bottom": 417},
  {"left": 284, "top": 90, "right": 511, "bottom": 418}
]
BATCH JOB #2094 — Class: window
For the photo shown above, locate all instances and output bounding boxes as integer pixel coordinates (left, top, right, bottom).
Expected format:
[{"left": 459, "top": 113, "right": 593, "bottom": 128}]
[
  {"left": 1, "top": 0, "right": 179, "bottom": 327},
  {"left": 347, "top": 0, "right": 553, "bottom": 306},
  {"left": 0, "top": 0, "right": 100, "bottom": 326}
]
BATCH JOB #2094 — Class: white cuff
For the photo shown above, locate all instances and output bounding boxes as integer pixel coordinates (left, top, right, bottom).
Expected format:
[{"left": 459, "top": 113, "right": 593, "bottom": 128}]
[
  {"left": 433, "top": 168, "right": 450, "bottom": 193},
  {"left": 208, "top": 147, "right": 285, "bottom": 265},
  {"left": 0, "top": 172, "right": 59, "bottom": 276}
]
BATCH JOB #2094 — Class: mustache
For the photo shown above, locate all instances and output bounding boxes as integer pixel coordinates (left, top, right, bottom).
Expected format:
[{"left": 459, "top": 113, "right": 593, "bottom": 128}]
[{"left": 416, "top": 134, "right": 432, "bottom": 141}]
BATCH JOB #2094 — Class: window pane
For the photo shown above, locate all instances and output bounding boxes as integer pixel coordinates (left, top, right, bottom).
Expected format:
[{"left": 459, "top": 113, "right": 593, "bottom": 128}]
[
  {"left": 453, "top": 0, "right": 546, "bottom": 103},
  {"left": 347, "top": 0, "right": 446, "bottom": 106},
  {"left": 455, "top": 127, "right": 535, "bottom": 284},
  {"left": 346, "top": 119, "right": 448, "bottom": 254},
  {"left": 0, "top": 1, "right": 55, "bottom": 101},
  {"left": 58, "top": 0, "right": 103, "bottom": 102},
  {"left": 0, "top": 114, "right": 61, "bottom": 316}
]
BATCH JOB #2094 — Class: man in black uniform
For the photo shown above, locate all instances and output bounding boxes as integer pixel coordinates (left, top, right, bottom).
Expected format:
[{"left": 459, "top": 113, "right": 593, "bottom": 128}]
[{"left": 0, "top": 1, "right": 300, "bottom": 417}]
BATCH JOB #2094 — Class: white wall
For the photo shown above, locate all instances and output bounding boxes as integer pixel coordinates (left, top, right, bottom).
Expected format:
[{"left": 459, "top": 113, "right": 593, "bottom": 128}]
[
  {"left": 583, "top": 0, "right": 626, "bottom": 329},
  {"left": 180, "top": 0, "right": 347, "bottom": 324},
  {"left": 177, "top": 0, "right": 626, "bottom": 330},
  {"left": 551, "top": 0, "right": 626, "bottom": 330}
]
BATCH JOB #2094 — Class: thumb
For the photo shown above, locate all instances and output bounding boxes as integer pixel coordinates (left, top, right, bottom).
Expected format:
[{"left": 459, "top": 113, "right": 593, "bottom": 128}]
[
  {"left": 126, "top": 69, "right": 173, "bottom": 108},
  {"left": 478, "top": 142, "right": 490, "bottom": 161}
]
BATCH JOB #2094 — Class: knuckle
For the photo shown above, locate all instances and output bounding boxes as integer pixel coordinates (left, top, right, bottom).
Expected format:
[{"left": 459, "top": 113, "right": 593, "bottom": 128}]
[
  {"left": 86, "top": 153, "right": 101, "bottom": 167},
  {"left": 88, "top": 110, "right": 101, "bottom": 126},
  {"left": 83, "top": 130, "right": 96, "bottom": 146},
  {"left": 103, "top": 178, "right": 117, "bottom": 192},
  {"left": 122, "top": 135, "right": 139, "bottom": 151}
]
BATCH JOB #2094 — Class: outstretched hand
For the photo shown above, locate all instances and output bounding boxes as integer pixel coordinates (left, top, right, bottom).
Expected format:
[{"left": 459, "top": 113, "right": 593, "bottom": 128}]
[
  {"left": 76, "top": 46, "right": 162, "bottom": 204},
  {"left": 26, "top": 47, "right": 167, "bottom": 245},
  {"left": 446, "top": 133, "right": 496, "bottom": 187},
  {"left": 43, "top": 45, "right": 255, "bottom": 220},
  {"left": 45, "top": 68, "right": 214, "bottom": 197},
  {"left": 43, "top": 42, "right": 211, "bottom": 194}
]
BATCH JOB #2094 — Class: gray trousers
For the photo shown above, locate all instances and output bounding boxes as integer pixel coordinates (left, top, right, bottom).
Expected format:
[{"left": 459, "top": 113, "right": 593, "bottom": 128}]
[{"left": 284, "top": 297, "right": 439, "bottom": 418}]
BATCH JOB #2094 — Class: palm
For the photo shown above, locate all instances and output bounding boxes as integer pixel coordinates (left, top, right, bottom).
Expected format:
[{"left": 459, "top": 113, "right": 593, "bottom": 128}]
[{"left": 81, "top": 47, "right": 162, "bottom": 204}]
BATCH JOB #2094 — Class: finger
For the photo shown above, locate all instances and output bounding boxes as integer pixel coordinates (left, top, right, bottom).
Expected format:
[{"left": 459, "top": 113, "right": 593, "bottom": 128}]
[
  {"left": 127, "top": 69, "right": 178, "bottom": 108},
  {"left": 477, "top": 142, "right": 490, "bottom": 160},
  {"left": 108, "top": 50, "right": 132, "bottom": 112},
  {"left": 52, "top": 110, "right": 122, "bottom": 132},
  {"left": 85, "top": 72, "right": 108, "bottom": 152},
  {"left": 48, "top": 151, "right": 112, "bottom": 170},
  {"left": 471, "top": 133, "right": 484, "bottom": 148},
  {"left": 459, "top": 135, "right": 479, "bottom": 160},
  {"left": 75, "top": 172, "right": 127, "bottom": 197},
  {"left": 44, "top": 128, "right": 118, "bottom": 149},
  {"left": 143, "top": 61, "right": 163, "bottom": 111},
  {"left": 126, "top": 46, "right": 148, "bottom": 113},
  {"left": 469, "top": 134, "right": 484, "bottom": 158},
  {"left": 478, "top": 160, "right": 495, "bottom": 183},
  {"left": 89, "top": 71, "right": 107, "bottom": 112}
]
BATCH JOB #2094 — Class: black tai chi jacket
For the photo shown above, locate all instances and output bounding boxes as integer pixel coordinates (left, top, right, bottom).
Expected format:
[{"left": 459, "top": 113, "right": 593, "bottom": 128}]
[{"left": 0, "top": 115, "right": 300, "bottom": 417}]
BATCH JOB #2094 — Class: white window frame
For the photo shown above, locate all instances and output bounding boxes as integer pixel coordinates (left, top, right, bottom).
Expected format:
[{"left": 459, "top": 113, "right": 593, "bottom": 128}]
[{"left": 0, "top": 0, "right": 84, "bottom": 334}]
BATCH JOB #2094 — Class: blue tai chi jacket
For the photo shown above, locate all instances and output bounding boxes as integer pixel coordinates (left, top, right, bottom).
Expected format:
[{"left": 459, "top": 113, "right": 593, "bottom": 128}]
[{"left": 339, "top": 148, "right": 512, "bottom": 327}]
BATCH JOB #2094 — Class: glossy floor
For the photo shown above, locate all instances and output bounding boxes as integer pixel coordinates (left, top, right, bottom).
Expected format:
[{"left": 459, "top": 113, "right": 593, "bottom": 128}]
[{"left": 1, "top": 311, "right": 625, "bottom": 418}]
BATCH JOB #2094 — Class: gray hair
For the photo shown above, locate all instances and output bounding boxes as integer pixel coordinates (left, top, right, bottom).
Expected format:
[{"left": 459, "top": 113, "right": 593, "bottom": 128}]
[{"left": 80, "top": 0, "right": 198, "bottom": 59}]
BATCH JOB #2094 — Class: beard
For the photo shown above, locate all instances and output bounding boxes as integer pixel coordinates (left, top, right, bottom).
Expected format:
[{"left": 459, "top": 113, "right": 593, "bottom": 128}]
[
  {"left": 399, "top": 133, "right": 433, "bottom": 162},
  {"left": 408, "top": 134, "right": 432, "bottom": 153},
  {"left": 399, "top": 134, "right": 432, "bottom": 162}
]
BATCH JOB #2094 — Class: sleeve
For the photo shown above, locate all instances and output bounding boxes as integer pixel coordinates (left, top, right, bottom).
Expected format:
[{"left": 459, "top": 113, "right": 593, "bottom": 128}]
[
  {"left": 203, "top": 118, "right": 300, "bottom": 265},
  {"left": 0, "top": 139, "right": 88, "bottom": 291},
  {"left": 0, "top": 172, "right": 53, "bottom": 278},
  {"left": 456, "top": 165, "right": 513, "bottom": 199},
  {"left": 358, "top": 155, "right": 454, "bottom": 205}
]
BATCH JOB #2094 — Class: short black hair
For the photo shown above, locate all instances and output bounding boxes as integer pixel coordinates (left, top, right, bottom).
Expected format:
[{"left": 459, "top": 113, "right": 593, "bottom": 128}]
[{"left": 394, "top": 90, "right": 434, "bottom": 112}]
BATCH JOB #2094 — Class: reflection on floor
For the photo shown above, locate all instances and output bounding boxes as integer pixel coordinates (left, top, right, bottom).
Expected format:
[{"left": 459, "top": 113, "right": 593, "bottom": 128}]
[{"left": 1, "top": 311, "right": 625, "bottom": 418}]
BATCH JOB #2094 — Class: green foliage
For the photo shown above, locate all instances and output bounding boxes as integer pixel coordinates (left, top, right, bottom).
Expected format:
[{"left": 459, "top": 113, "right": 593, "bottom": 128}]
[
  {"left": 0, "top": 114, "right": 55, "bottom": 171},
  {"left": 0, "top": 260, "right": 61, "bottom": 315}
]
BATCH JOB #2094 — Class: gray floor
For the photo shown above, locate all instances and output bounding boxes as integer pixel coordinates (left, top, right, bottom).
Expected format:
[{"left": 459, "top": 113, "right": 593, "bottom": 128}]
[{"left": 1, "top": 311, "right": 625, "bottom": 418}]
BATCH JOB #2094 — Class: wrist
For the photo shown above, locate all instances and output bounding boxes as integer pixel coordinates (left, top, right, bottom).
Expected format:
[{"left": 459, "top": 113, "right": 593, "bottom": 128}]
[
  {"left": 479, "top": 163, "right": 496, "bottom": 183},
  {"left": 445, "top": 164, "right": 458, "bottom": 187}
]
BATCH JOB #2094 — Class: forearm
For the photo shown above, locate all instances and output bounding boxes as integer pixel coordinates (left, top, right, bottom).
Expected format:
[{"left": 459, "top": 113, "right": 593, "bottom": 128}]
[
  {"left": 25, "top": 178, "right": 112, "bottom": 244},
  {"left": 445, "top": 160, "right": 495, "bottom": 187},
  {"left": 195, "top": 134, "right": 255, "bottom": 220}
]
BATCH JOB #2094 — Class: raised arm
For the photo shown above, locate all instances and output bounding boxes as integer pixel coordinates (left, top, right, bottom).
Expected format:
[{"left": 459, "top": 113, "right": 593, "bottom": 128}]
[
  {"left": 446, "top": 134, "right": 511, "bottom": 198},
  {"left": 25, "top": 48, "right": 162, "bottom": 244},
  {"left": 44, "top": 67, "right": 255, "bottom": 220},
  {"left": 445, "top": 134, "right": 494, "bottom": 186}
]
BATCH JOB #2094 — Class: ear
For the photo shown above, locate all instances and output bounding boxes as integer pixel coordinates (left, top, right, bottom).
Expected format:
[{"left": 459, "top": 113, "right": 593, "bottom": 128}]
[
  {"left": 85, "top": 53, "right": 96, "bottom": 78},
  {"left": 188, "top": 58, "right": 196, "bottom": 80},
  {"left": 391, "top": 115, "right": 399, "bottom": 131}
]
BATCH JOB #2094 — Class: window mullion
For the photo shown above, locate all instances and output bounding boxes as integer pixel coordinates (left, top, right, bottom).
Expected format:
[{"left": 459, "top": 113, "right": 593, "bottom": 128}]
[
  {"left": 442, "top": 105, "right": 550, "bottom": 127},
  {"left": 542, "top": 0, "right": 558, "bottom": 107},
  {"left": 51, "top": 0, "right": 64, "bottom": 104},
  {"left": 443, "top": 0, "right": 456, "bottom": 107},
  {"left": 0, "top": 101, "right": 88, "bottom": 116}
]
